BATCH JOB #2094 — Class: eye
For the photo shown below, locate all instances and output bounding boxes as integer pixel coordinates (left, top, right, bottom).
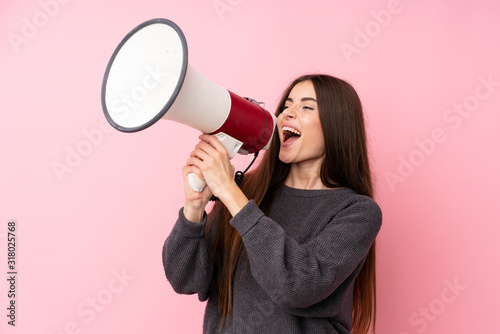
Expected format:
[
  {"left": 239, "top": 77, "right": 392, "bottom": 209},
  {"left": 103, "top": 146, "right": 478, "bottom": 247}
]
[{"left": 303, "top": 105, "right": 314, "bottom": 110}]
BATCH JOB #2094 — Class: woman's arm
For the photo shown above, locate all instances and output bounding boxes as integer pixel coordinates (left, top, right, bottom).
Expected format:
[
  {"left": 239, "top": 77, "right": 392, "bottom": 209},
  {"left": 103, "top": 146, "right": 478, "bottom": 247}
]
[
  {"left": 162, "top": 209, "right": 215, "bottom": 301},
  {"left": 162, "top": 145, "right": 219, "bottom": 300}
]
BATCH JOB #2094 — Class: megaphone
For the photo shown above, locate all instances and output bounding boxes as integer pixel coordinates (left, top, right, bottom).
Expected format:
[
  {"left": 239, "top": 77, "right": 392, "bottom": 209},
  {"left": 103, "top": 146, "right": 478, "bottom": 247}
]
[{"left": 101, "top": 18, "right": 277, "bottom": 192}]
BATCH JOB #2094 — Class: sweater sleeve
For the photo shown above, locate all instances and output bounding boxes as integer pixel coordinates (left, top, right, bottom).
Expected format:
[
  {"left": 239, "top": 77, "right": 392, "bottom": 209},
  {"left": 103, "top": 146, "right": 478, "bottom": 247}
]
[
  {"left": 230, "top": 198, "right": 382, "bottom": 311},
  {"left": 162, "top": 208, "right": 214, "bottom": 302}
]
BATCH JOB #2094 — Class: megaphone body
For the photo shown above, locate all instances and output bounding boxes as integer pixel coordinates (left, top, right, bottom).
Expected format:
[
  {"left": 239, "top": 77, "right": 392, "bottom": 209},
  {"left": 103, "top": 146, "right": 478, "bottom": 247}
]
[{"left": 101, "top": 19, "right": 277, "bottom": 191}]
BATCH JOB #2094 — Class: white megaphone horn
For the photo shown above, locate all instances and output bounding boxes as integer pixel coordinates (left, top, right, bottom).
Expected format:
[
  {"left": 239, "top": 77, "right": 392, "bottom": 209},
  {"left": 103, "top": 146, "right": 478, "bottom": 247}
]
[{"left": 101, "top": 18, "right": 277, "bottom": 192}]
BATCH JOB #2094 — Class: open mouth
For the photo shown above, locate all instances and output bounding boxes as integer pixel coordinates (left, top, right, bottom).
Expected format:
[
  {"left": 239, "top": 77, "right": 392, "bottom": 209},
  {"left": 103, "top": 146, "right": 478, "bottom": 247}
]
[{"left": 282, "top": 126, "right": 302, "bottom": 142}]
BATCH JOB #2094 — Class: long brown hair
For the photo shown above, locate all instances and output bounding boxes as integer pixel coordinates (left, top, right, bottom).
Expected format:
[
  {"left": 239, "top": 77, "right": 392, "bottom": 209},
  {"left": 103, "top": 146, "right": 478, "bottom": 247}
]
[{"left": 207, "top": 74, "right": 377, "bottom": 333}]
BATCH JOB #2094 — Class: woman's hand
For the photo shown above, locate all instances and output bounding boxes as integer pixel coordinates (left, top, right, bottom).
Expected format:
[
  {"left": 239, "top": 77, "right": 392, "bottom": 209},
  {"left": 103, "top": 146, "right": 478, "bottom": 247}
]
[
  {"left": 182, "top": 134, "right": 234, "bottom": 222},
  {"left": 182, "top": 163, "right": 213, "bottom": 223},
  {"left": 184, "top": 134, "right": 250, "bottom": 219},
  {"left": 186, "top": 134, "right": 236, "bottom": 198}
]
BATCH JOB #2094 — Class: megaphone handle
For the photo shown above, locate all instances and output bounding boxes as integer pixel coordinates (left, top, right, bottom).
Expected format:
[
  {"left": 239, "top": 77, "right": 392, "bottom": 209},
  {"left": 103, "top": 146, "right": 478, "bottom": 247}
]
[
  {"left": 187, "top": 133, "right": 243, "bottom": 192},
  {"left": 188, "top": 173, "right": 207, "bottom": 192}
]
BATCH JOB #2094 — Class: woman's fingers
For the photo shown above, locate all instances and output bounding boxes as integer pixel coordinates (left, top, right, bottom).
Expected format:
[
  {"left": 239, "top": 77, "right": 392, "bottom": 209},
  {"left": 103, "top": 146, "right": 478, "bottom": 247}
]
[
  {"left": 191, "top": 139, "right": 227, "bottom": 160},
  {"left": 182, "top": 164, "right": 212, "bottom": 200},
  {"left": 182, "top": 164, "right": 203, "bottom": 180},
  {"left": 182, "top": 164, "right": 212, "bottom": 223},
  {"left": 185, "top": 135, "right": 235, "bottom": 197},
  {"left": 199, "top": 134, "right": 227, "bottom": 152},
  {"left": 188, "top": 137, "right": 230, "bottom": 172}
]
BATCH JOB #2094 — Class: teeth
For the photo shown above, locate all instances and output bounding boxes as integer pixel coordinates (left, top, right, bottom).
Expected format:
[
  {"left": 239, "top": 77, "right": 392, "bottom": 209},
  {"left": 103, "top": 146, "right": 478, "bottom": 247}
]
[{"left": 282, "top": 126, "right": 302, "bottom": 136}]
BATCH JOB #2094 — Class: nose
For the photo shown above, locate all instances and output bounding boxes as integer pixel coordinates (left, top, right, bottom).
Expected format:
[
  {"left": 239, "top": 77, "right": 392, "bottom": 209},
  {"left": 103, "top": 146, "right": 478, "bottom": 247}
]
[{"left": 281, "top": 105, "right": 297, "bottom": 119}]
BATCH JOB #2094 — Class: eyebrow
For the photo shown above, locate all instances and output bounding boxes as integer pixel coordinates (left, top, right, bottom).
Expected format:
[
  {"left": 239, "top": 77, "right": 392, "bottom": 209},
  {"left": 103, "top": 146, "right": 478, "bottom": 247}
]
[{"left": 286, "top": 97, "right": 317, "bottom": 103}]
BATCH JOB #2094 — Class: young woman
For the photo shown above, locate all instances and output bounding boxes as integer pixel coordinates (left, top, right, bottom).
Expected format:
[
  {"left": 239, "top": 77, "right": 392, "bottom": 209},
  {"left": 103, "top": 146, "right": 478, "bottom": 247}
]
[{"left": 163, "top": 74, "right": 382, "bottom": 334}]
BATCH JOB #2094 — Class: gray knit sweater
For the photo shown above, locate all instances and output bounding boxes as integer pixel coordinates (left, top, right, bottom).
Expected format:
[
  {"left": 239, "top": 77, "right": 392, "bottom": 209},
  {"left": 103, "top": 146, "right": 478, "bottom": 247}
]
[{"left": 163, "top": 185, "right": 382, "bottom": 333}]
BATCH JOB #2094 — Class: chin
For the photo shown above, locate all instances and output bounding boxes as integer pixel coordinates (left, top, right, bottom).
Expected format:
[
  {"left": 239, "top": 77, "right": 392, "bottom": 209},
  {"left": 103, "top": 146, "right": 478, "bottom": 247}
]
[{"left": 278, "top": 153, "right": 294, "bottom": 164}]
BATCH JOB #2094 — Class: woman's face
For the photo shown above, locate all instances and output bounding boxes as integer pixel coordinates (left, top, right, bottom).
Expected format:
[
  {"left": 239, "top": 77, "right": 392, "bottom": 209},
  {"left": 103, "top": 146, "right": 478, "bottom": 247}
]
[{"left": 277, "top": 80, "right": 325, "bottom": 166}]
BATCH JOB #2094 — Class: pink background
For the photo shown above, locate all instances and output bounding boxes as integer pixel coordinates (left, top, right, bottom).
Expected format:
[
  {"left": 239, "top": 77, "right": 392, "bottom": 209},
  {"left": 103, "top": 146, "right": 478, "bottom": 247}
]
[{"left": 1, "top": 0, "right": 499, "bottom": 333}]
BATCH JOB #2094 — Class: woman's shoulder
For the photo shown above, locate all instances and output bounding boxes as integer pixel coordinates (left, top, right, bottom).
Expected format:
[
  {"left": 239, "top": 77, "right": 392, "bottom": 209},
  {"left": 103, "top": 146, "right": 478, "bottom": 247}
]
[
  {"left": 274, "top": 184, "right": 382, "bottom": 244},
  {"left": 279, "top": 184, "right": 378, "bottom": 204},
  {"left": 335, "top": 190, "right": 383, "bottom": 241},
  {"left": 276, "top": 184, "right": 382, "bottom": 221},
  {"left": 342, "top": 189, "right": 381, "bottom": 213}
]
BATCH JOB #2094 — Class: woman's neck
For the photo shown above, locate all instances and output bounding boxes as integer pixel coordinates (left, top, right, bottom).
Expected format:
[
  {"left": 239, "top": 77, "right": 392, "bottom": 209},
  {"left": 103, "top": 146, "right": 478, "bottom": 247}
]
[{"left": 284, "top": 160, "right": 329, "bottom": 190}]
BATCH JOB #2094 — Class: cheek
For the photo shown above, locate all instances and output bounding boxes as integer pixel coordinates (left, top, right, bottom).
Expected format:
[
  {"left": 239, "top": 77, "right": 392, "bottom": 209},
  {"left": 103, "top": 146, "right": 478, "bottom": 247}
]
[
  {"left": 306, "top": 116, "right": 324, "bottom": 140},
  {"left": 310, "top": 123, "right": 326, "bottom": 153},
  {"left": 307, "top": 134, "right": 325, "bottom": 154}
]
